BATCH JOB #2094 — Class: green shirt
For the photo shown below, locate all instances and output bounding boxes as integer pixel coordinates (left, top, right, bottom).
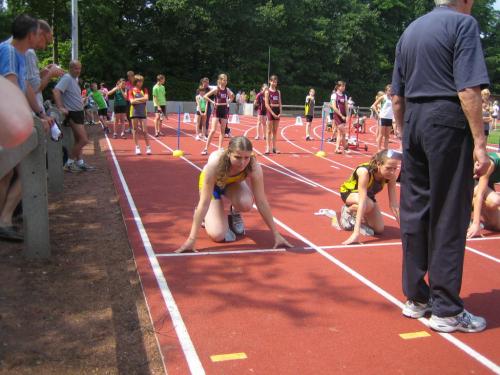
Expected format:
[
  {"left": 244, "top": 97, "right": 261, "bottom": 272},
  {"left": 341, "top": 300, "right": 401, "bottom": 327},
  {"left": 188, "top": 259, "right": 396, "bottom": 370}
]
[
  {"left": 153, "top": 83, "right": 166, "bottom": 106},
  {"left": 89, "top": 89, "right": 107, "bottom": 110}
]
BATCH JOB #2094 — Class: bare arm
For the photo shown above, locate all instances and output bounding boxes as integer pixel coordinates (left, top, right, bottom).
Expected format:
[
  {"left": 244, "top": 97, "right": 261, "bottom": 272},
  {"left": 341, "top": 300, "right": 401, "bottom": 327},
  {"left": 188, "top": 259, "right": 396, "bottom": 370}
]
[
  {"left": 458, "top": 87, "right": 489, "bottom": 177},
  {"left": 204, "top": 88, "right": 218, "bottom": 106},
  {"left": 250, "top": 162, "right": 292, "bottom": 248},
  {"left": 38, "top": 65, "right": 64, "bottom": 93},
  {"left": 342, "top": 169, "right": 370, "bottom": 245},
  {"left": 371, "top": 96, "right": 383, "bottom": 114},
  {"left": 467, "top": 161, "right": 494, "bottom": 238},
  {"left": 392, "top": 95, "right": 405, "bottom": 138},
  {"left": 0, "top": 76, "right": 34, "bottom": 148},
  {"left": 52, "top": 88, "right": 68, "bottom": 115},
  {"left": 387, "top": 178, "right": 400, "bottom": 223}
]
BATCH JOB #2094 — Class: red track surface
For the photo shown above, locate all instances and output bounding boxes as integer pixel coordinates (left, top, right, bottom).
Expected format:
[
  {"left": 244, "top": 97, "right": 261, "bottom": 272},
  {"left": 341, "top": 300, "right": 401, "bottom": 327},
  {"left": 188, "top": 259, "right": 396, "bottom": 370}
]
[{"left": 102, "top": 113, "right": 500, "bottom": 374}]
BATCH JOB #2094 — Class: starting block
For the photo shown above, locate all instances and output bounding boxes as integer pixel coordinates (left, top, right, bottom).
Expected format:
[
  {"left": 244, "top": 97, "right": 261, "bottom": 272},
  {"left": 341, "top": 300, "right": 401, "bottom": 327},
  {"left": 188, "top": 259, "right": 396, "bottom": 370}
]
[
  {"left": 229, "top": 114, "right": 240, "bottom": 124},
  {"left": 183, "top": 112, "right": 191, "bottom": 123},
  {"left": 295, "top": 116, "right": 303, "bottom": 125}
]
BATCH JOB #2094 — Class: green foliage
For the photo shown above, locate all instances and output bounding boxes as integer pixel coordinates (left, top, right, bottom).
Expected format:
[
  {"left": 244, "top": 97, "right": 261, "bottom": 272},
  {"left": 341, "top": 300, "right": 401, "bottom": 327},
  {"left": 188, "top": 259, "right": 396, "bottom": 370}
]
[{"left": 1, "top": 0, "right": 498, "bottom": 104}]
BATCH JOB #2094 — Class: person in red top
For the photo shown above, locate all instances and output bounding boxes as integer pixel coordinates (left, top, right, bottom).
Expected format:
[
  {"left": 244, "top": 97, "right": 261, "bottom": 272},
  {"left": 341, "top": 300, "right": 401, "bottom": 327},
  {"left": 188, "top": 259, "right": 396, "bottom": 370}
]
[
  {"left": 264, "top": 75, "right": 282, "bottom": 154},
  {"left": 253, "top": 83, "right": 267, "bottom": 140},
  {"left": 127, "top": 74, "right": 151, "bottom": 155},
  {"left": 331, "top": 80, "right": 350, "bottom": 154},
  {"left": 202, "top": 73, "right": 234, "bottom": 155}
]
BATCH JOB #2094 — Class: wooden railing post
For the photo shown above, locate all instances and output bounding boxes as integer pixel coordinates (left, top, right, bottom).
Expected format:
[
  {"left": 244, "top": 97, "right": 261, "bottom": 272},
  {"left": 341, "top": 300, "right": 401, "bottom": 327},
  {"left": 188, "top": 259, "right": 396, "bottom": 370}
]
[{"left": 19, "top": 119, "right": 50, "bottom": 258}]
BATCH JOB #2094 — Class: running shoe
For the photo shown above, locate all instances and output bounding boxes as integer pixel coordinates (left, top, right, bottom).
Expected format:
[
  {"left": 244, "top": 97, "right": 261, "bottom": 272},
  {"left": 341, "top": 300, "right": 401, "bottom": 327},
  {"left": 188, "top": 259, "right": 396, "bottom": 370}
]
[
  {"left": 340, "top": 205, "right": 355, "bottom": 231},
  {"left": 305, "top": 136, "right": 312, "bottom": 141},
  {"left": 135, "top": 146, "right": 141, "bottom": 155},
  {"left": 228, "top": 207, "right": 245, "bottom": 235},
  {"left": 254, "top": 136, "right": 260, "bottom": 140},
  {"left": 63, "top": 162, "right": 82, "bottom": 173},
  {"left": 120, "top": 132, "right": 126, "bottom": 139},
  {"left": 195, "top": 134, "right": 201, "bottom": 141},
  {"left": 159, "top": 131, "right": 164, "bottom": 136},
  {"left": 402, "top": 300, "right": 432, "bottom": 319},
  {"left": 224, "top": 228, "right": 236, "bottom": 242},
  {"left": 429, "top": 310, "right": 486, "bottom": 333},
  {"left": 201, "top": 149, "right": 208, "bottom": 155},
  {"left": 78, "top": 162, "right": 96, "bottom": 171},
  {"left": 359, "top": 224, "right": 375, "bottom": 236},
  {"left": 146, "top": 146, "right": 152, "bottom": 155}
]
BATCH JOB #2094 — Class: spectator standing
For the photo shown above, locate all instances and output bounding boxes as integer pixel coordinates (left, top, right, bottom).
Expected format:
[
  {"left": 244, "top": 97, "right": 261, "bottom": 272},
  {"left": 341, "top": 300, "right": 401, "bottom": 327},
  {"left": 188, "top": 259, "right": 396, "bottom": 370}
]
[
  {"left": 53, "top": 60, "right": 94, "bottom": 172},
  {"left": 235, "top": 90, "right": 241, "bottom": 114},
  {"left": 152, "top": 74, "right": 167, "bottom": 137},
  {"left": 392, "top": 0, "right": 490, "bottom": 332}
]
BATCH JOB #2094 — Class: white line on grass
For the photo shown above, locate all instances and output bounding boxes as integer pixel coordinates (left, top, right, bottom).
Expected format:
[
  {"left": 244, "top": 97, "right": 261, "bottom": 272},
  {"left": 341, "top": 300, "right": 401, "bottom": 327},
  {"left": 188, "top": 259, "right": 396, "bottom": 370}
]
[{"left": 105, "top": 135, "right": 205, "bottom": 375}]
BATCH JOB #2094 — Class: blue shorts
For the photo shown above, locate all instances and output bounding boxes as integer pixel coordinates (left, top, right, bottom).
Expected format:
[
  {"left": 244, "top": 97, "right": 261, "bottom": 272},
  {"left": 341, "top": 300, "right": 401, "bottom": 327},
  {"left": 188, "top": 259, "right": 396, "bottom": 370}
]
[{"left": 213, "top": 185, "right": 225, "bottom": 200}]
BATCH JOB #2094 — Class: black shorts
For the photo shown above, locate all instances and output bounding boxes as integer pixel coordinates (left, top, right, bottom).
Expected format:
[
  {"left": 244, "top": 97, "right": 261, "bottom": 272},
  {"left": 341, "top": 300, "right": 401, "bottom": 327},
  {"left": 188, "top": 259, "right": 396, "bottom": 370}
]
[
  {"left": 340, "top": 191, "right": 376, "bottom": 203},
  {"left": 380, "top": 118, "right": 393, "bottom": 127},
  {"left": 305, "top": 115, "right": 313, "bottom": 123},
  {"left": 65, "top": 110, "right": 85, "bottom": 126},
  {"left": 114, "top": 105, "right": 127, "bottom": 114},
  {"left": 156, "top": 105, "right": 166, "bottom": 115},
  {"left": 215, "top": 105, "right": 229, "bottom": 119},
  {"left": 98, "top": 108, "right": 108, "bottom": 117},
  {"left": 329, "top": 112, "right": 334, "bottom": 120}
]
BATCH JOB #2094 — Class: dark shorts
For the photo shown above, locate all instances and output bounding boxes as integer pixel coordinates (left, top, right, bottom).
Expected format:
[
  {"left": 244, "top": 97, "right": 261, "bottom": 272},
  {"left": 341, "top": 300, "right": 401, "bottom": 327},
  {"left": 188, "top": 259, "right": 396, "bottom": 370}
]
[
  {"left": 131, "top": 115, "right": 146, "bottom": 120},
  {"left": 305, "top": 115, "right": 313, "bottom": 123},
  {"left": 334, "top": 113, "right": 346, "bottom": 126},
  {"left": 114, "top": 105, "right": 127, "bottom": 114},
  {"left": 258, "top": 108, "right": 267, "bottom": 116},
  {"left": 267, "top": 107, "right": 280, "bottom": 121},
  {"left": 156, "top": 105, "right": 166, "bottom": 115},
  {"left": 329, "top": 112, "right": 334, "bottom": 120},
  {"left": 213, "top": 185, "right": 225, "bottom": 200},
  {"left": 98, "top": 108, "right": 108, "bottom": 117},
  {"left": 214, "top": 105, "right": 229, "bottom": 119},
  {"left": 65, "top": 110, "right": 85, "bottom": 126},
  {"left": 340, "top": 191, "right": 376, "bottom": 203},
  {"left": 381, "top": 118, "right": 393, "bottom": 127}
]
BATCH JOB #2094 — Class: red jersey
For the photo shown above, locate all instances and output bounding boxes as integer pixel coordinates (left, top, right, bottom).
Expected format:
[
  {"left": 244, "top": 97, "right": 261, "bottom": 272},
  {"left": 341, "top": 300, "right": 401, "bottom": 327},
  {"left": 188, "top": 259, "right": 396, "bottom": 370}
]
[
  {"left": 215, "top": 87, "right": 229, "bottom": 105},
  {"left": 268, "top": 89, "right": 280, "bottom": 106}
]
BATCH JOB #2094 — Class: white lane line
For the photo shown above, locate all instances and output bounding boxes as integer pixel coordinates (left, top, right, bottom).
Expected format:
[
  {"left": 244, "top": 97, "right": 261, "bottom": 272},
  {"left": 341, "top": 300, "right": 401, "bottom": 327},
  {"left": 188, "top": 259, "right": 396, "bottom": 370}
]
[
  {"left": 465, "top": 246, "right": 500, "bottom": 263},
  {"left": 105, "top": 135, "right": 205, "bottom": 375},
  {"left": 157, "top": 248, "right": 288, "bottom": 257},
  {"left": 260, "top": 163, "right": 318, "bottom": 187}
]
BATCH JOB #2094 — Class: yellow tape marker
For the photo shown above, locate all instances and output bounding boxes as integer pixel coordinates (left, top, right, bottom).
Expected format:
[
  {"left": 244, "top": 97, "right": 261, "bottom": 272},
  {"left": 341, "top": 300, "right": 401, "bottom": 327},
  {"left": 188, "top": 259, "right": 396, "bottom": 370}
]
[
  {"left": 210, "top": 352, "right": 247, "bottom": 362},
  {"left": 399, "top": 331, "right": 431, "bottom": 340}
]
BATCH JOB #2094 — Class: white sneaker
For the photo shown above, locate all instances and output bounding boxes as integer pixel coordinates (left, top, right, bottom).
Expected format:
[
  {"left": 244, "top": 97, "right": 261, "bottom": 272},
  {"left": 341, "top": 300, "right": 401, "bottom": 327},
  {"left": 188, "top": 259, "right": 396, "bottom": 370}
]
[
  {"left": 201, "top": 149, "right": 208, "bottom": 155},
  {"left": 224, "top": 228, "right": 236, "bottom": 242},
  {"left": 402, "top": 300, "right": 432, "bottom": 319},
  {"left": 228, "top": 207, "right": 245, "bottom": 235},
  {"left": 429, "top": 310, "right": 486, "bottom": 333},
  {"left": 340, "top": 205, "right": 355, "bottom": 231},
  {"left": 146, "top": 146, "right": 152, "bottom": 155},
  {"left": 135, "top": 146, "right": 141, "bottom": 155}
]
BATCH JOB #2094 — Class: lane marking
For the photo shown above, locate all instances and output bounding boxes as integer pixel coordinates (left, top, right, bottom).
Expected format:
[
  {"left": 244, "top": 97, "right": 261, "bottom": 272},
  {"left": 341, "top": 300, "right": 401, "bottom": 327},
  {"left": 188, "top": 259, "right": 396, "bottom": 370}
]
[
  {"left": 210, "top": 352, "right": 247, "bottom": 362},
  {"left": 105, "top": 134, "right": 205, "bottom": 374},
  {"left": 465, "top": 246, "right": 500, "bottom": 263},
  {"left": 399, "top": 331, "right": 431, "bottom": 340},
  {"left": 157, "top": 248, "right": 288, "bottom": 257}
]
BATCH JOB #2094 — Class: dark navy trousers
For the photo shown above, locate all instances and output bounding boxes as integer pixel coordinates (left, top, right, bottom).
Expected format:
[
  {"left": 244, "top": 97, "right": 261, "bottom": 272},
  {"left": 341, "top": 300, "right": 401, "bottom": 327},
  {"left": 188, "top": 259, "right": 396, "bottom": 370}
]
[{"left": 400, "top": 98, "right": 473, "bottom": 317}]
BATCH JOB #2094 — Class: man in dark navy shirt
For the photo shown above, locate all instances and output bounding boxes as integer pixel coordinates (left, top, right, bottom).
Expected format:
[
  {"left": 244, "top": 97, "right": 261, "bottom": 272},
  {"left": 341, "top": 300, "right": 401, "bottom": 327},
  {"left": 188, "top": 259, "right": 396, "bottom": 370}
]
[{"left": 392, "top": 0, "right": 490, "bottom": 333}]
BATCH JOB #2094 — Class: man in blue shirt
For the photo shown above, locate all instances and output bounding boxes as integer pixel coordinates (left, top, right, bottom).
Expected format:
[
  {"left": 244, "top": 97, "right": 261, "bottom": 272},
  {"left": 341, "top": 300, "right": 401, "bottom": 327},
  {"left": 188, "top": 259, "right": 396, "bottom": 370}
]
[{"left": 392, "top": 0, "right": 490, "bottom": 333}]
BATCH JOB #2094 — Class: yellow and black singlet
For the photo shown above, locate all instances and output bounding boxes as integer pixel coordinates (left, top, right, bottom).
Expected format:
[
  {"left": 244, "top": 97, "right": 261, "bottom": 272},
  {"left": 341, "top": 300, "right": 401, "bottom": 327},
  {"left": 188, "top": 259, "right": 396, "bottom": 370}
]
[
  {"left": 339, "top": 163, "right": 387, "bottom": 202},
  {"left": 198, "top": 169, "right": 247, "bottom": 199}
]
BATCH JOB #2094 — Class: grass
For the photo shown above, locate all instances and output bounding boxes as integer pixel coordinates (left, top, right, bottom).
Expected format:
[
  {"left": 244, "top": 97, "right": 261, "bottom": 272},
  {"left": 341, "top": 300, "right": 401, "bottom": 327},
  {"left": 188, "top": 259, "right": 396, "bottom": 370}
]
[{"left": 488, "top": 129, "right": 500, "bottom": 146}]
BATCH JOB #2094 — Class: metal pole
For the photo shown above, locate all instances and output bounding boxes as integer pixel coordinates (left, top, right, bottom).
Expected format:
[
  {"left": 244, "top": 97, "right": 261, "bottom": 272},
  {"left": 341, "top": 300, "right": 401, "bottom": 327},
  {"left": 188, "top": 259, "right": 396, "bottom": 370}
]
[
  {"left": 177, "top": 106, "right": 181, "bottom": 150},
  {"left": 320, "top": 109, "right": 326, "bottom": 152},
  {"left": 267, "top": 46, "right": 271, "bottom": 83},
  {"left": 71, "top": 0, "right": 78, "bottom": 60}
]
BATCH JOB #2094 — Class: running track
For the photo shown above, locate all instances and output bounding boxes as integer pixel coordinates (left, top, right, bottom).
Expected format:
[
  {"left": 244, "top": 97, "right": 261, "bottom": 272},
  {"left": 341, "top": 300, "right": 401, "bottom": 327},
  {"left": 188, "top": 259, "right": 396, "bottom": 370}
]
[{"left": 102, "top": 114, "right": 500, "bottom": 374}]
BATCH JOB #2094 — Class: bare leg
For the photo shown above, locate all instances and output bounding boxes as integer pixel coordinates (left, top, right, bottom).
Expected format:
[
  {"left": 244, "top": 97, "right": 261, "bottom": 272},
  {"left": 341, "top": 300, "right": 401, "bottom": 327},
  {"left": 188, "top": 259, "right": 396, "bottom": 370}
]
[
  {"left": 219, "top": 119, "right": 227, "bottom": 150},
  {"left": 0, "top": 168, "right": 22, "bottom": 227},
  {"left": 204, "top": 198, "right": 228, "bottom": 242},
  {"left": 204, "top": 117, "right": 218, "bottom": 153},
  {"left": 69, "top": 122, "right": 89, "bottom": 161},
  {"left": 140, "top": 120, "right": 150, "bottom": 146},
  {"left": 132, "top": 118, "right": 139, "bottom": 147},
  {"left": 265, "top": 119, "right": 272, "bottom": 153},
  {"left": 272, "top": 121, "right": 279, "bottom": 152}
]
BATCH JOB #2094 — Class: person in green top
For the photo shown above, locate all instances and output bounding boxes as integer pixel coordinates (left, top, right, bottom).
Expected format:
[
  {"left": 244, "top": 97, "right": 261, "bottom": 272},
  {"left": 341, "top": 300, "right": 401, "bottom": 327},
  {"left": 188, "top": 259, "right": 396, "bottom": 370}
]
[
  {"left": 88, "top": 82, "right": 109, "bottom": 133},
  {"left": 107, "top": 79, "right": 128, "bottom": 138},
  {"left": 152, "top": 74, "right": 167, "bottom": 137},
  {"left": 467, "top": 152, "right": 500, "bottom": 238}
]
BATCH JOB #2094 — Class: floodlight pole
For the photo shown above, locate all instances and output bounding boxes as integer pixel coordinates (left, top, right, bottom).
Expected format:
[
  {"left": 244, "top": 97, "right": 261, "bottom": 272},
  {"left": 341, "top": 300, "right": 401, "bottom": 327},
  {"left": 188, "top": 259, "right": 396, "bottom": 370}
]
[
  {"left": 267, "top": 46, "right": 271, "bottom": 83},
  {"left": 71, "top": 0, "right": 78, "bottom": 60}
]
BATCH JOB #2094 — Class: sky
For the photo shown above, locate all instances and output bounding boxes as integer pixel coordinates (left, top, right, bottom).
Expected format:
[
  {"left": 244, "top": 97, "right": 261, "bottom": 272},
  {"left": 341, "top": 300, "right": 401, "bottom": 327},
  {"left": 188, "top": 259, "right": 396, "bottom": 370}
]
[{"left": 496, "top": 0, "right": 500, "bottom": 10}]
